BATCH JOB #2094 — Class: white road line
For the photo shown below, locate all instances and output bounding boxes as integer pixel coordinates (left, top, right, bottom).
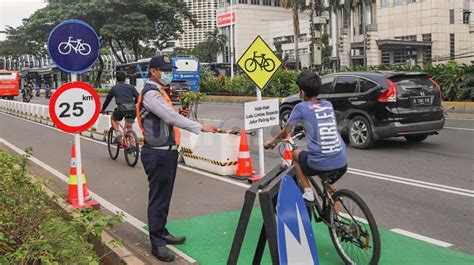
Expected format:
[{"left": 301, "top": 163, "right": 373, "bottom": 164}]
[
  {"left": 348, "top": 169, "right": 474, "bottom": 198},
  {"left": 339, "top": 212, "right": 368, "bottom": 225},
  {"left": 178, "top": 164, "right": 250, "bottom": 189},
  {"left": 349, "top": 168, "right": 474, "bottom": 195},
  {"left": 0, "top": 137, "right": 197, "bottom": 264},
  {"left": 390, "top": 228, "right": 453, "bottom": 248},
  {"left": 0, "top": 111, "right": 250, "bottom": 189},
  {"left": 445, "top": 118, "right": 473, "bottom": 121},
  {"left": 444, "top": 126, "right": 474, "bottom": 131}
]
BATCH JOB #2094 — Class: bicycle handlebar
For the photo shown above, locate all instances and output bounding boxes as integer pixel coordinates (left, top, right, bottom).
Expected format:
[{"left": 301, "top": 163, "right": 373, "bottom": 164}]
[{"left": 270, "top": 132, "right": 305, "bottom": 150}]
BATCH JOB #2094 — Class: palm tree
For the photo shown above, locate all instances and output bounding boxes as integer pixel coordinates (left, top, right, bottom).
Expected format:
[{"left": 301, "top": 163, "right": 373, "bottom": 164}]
[
  {"left": 205, "top": 28, "right": 227, "bottom": 62},
  {"left": 281, "top": 0, "right": 304, "bottom": 71}
]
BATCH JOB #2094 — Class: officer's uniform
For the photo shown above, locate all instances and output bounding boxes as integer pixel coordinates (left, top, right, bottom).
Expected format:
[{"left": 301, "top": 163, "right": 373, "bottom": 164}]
[{"left": 137, "top": 79, "right": 202, "bottom": 248}]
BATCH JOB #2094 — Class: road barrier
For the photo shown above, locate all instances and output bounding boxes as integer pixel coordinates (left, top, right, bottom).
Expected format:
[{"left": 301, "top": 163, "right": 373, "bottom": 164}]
[
  {"left": 179, "top": 130, "right": 240, "bottom": 176},
  {"left": 0, "top": 99, "right": 243, "bottom": 176}
]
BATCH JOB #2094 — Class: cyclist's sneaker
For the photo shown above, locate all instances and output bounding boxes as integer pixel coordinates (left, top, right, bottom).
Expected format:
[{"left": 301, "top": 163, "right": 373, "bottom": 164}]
[{"left": 303, "top": 190, "right": 316, "bottom": 205}]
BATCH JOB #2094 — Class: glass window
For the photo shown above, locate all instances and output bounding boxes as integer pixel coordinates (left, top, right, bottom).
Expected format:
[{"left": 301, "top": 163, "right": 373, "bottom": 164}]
[
  {"left": 359, "top": 79, "right": 378, "bottom": 92},
  {"left": 381, "top": 50, "right": 390, "bottom": 65},
  {"left": 450, "top": 34, "right": 455, "bottom": 59},
  {"left": 463, "top": 9, "right": 470, "bottom": 24},
  {"left": 320, "top": 77, "right": 334, "bottom": 94},
  {"left": 394, "top": 0, "right": 402, "bottom": 6},
  {"left": 422, "top": 34, "right": 432, "bottom": 64},
  {"left": 449, "top": 9, "right": 454, "bottom": 24},
  {"left": 381, "top": 0, "right": 389, "bottom": 8},
  {"left": 408, "top": 0, "right": 416, "bottom": 3},
  {"left": 263, "top": 0, "right": 271, "bottom": 6},
  {"left": 334, "top": 76, "right": 358, "bottom": 94}
]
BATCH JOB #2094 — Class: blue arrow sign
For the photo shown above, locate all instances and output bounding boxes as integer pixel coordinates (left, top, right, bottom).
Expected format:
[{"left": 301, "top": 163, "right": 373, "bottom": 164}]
[
  {"left": 277, "top": 175, "right": 319, "bottom": 265},
  {"left": 48, "top": 20, "right": 100, "bottom": 73}
]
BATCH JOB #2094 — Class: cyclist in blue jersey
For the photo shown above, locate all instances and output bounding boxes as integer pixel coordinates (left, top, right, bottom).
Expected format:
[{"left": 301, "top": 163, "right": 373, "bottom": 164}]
[{"left": 265, "top": 71, "right": 347, "bottom": 203}]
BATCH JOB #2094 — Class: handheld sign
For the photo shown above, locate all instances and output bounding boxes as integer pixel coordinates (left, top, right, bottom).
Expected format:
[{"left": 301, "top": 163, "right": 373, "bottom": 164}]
[
  {"left": 48, "top": 20, "right": 100, "bottom": 73},
  {"left": 277, "top": 176, "right": 319, "bottom": 265},
  {"left": 49, "top": 82, "right": 100, "bottom": 133}
]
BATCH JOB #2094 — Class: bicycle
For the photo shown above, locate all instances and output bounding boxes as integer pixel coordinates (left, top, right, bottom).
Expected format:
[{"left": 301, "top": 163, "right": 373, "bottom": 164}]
[
  {"left": 270, "top": 133, "right": 381, "bottom": 265},
  {"left": 104, "top": 111, "right": 140, "bottom": 167},
  {"left": 244, "top": 51, "right": 276, "bottom": 73},
  {"left": 58, "top": 36, "right": 92, "bottom": 56}
]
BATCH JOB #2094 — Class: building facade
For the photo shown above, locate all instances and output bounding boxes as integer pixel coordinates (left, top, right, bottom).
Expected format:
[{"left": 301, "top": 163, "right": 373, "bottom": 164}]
[
  {"left": 179, "top": 0, "right": 219, "bottom": 50},
  {"left": 331, "top": 0, "right": 473, "bottom": 68},
  {"left": 217, "top": 0, "right": 314, "bottom": 68}
]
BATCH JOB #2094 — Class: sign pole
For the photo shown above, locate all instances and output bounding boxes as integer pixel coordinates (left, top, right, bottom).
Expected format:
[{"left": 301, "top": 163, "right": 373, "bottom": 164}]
[
  {"left": 256, "top": 87, "right": 265, "bottom": 177},
  {"left": 70, "top": 73, "right": 84, "bottom": 207}
]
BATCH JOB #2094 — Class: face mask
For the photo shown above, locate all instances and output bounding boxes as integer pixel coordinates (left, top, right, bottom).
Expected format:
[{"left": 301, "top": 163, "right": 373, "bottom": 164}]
[{"left": 160, "top": 72, "right": 173, "bottom": 85}]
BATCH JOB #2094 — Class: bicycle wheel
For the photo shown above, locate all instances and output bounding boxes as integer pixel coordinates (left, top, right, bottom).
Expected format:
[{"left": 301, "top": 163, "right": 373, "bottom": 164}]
[
  {"left": 244, "top": 58, "right": 257, "bottom": 72},
  {"left": 264, "top": 58, "right": 275, "bottom": 72},
  {"left": 124, "top": 130, "right": 139, "bottom": 167},
  {"left": 107, "top": 127, "right": 120, "bottom": 160},
  {"left": 328, "top": 189, "right": 381, "bottom": 265}
]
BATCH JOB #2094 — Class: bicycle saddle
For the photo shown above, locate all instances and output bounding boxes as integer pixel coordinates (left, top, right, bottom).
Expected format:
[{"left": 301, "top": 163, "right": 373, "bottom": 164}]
[{"left": 318, "top": 171, "right": 339, "bottom": 179}]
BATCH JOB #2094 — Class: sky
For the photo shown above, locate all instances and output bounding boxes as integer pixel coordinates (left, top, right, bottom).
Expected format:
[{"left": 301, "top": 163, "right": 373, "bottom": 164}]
[{"left": 0, "top": 0, "right": 48, "bottom": 40}]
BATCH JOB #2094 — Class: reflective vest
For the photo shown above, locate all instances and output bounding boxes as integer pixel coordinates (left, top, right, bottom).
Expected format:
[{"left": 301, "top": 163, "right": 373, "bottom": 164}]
[{"left": 136, "top": 83, "right": 181, "bottom": 147}]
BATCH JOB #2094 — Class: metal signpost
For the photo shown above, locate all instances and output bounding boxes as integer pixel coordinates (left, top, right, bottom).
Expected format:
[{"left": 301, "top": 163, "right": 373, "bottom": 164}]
[
  {"left": 237, "top": 35, "right": 282, "bottom": 178},
  {"left": 48, "top": 20, "right": 100, "bottom": 207}
]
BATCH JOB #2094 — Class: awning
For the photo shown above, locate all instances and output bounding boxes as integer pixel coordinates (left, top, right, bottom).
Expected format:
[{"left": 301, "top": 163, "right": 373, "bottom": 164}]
[{"left": 376, "top": 39, "right": 431, "bottom": 50}]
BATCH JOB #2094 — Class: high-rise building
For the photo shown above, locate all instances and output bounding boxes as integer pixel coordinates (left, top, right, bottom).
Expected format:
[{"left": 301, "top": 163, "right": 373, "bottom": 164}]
[
  {"left": 329, "top": 0, "right": 473, "bottom": 68},
  {"left": 179, "top": 0, "right": 219, "bottom": 50}
]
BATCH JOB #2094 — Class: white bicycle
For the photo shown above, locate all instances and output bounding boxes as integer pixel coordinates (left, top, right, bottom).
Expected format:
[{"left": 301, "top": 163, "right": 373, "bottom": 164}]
[{"left": 58, "top": 37, "right": 92, "bottom": 56}]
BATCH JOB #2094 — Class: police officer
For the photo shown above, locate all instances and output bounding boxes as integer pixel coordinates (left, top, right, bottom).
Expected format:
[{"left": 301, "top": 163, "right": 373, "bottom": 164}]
[{"left": 137, "top": 55, "right": 218, "bottom": 262}]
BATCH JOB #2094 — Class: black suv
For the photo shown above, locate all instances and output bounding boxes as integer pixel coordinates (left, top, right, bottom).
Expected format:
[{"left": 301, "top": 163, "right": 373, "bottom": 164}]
[{"left": 279, "top": 72, "right": 445, "bottom": 149}]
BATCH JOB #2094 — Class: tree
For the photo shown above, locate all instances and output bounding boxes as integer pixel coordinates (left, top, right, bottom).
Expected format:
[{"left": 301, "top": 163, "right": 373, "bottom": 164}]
[
  {"left": 280, "top": 0, "right": 305, "bottom": 71},
  {"left": 204, "top": 28, "right": 227, "bottom": 62}
]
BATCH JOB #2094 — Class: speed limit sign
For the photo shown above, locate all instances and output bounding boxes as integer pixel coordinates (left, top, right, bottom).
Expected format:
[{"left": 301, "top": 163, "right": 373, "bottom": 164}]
[{"left": 49, "top": 82, "right": 101, "bottom": 133}]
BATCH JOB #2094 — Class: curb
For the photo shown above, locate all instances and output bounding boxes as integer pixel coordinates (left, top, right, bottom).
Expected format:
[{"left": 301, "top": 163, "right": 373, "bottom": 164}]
[
  {"left": 442, "top": 101, "right": 474, "bottom": 114},
  {"left": 31, "top": 173, "right": 146, "bottom": 264}
]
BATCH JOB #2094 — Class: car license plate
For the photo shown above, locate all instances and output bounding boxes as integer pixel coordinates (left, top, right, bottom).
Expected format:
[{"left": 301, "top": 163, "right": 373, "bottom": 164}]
[{"left": 413, "top": 96, "right": 431, "bottom": 105}]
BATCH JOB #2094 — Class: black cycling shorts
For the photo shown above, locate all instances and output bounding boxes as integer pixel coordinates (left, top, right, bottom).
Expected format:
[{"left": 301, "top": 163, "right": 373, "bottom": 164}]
[
  {"left": 112, "top": 108, "right": 136, "bottom": 123},
  {"left": 298, "top": 150, "right": 347, "bottom": 184}
]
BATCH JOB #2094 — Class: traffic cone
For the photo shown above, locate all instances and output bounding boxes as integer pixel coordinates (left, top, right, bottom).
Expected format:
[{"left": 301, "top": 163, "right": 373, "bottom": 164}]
[
  {"left": 235, "top": 129, "right": 254, "bottom": 178},
  {"left": 67, "top": 144, "right": 99, "bottom": 208},
  {"left": 282, "top": 133, "right": 293, "bottom": 166}
]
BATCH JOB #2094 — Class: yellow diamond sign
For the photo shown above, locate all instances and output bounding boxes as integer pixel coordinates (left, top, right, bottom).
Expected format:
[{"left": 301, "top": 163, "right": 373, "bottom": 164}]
[{"left": 237, "top": 36, "right": 282, "bottom": 90}]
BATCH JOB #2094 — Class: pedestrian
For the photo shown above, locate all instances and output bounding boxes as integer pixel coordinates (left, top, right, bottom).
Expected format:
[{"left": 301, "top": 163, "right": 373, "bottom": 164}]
[{"left": 137, "top": 55, "right": 219, "bottom": 262}]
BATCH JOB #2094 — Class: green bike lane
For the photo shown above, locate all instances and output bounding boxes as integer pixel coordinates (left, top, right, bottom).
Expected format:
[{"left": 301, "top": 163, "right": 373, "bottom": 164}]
[
  {"left": 163, "top": 209, "right": 474, "bottom": 264},
  {"left": 1, "top": 110, "right": 473, "bottom": 264}
]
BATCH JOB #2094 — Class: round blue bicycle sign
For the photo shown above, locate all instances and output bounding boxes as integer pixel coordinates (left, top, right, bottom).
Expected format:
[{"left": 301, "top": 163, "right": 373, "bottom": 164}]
[{"left": 48, "top": 20, "right": 100, "bottom": 73}]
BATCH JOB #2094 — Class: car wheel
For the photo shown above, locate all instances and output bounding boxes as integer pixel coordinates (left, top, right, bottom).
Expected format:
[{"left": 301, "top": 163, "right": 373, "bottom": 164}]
[
  {"left": 404, "top": 134, "right": 429, "bottom": 142},
  {"left": 280, "top": 109, "right": 292, "bottom": 129},
  {"left": 349, "top": 116, "right": 374, "bottom": 149}
]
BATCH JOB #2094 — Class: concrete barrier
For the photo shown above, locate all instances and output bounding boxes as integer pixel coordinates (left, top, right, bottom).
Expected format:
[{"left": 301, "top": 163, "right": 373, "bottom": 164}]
[
  {"left": 93, "top": 115, "right": 111, "bottom": 141},
  {"left": 179, "top": 130, "right": 240, "bottom": 176}
]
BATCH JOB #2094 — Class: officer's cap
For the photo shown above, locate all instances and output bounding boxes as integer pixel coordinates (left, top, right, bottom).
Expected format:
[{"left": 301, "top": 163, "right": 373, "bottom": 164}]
[{"left": 149, "top": 55, "right": 176, "bottom": 71}]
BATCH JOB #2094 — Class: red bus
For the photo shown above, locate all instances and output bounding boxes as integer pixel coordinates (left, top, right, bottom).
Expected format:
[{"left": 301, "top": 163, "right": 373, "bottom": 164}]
[{"left": 0, "top": 70, "right": 20, "bottom": 99}]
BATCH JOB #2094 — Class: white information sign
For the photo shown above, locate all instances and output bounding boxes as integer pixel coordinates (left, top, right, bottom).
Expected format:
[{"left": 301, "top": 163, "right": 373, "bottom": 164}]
[{"left": 244, "top": 98, "right": 280, "bottom": 131}]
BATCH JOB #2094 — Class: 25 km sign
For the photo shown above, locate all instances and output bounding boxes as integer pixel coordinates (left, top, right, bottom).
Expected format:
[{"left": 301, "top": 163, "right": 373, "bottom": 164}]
[{"left": 49, "top": 82, "right": 100, "bottom": 133}]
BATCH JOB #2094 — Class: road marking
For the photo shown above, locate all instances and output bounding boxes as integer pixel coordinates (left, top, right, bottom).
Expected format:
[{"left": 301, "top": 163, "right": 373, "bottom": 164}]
[
  {"left": 445, "top": 118, "right": 474, "bottom": 121},
  {"left": 2, "top": 111, "right": 473, "bottom": 197},
  {"left": 348, "top": 168, "right": 474, "bottom": 198},
  {"left": 178, "top": 164, "right": 251, "bottom": 189},
  {"left": 0, "top": 111, "right": 250, "bottom": 189},
  {"left": 0, "top": 137, "right": 197, "bottom": 264},
  {"left": 339, "top": 212, "right": 368, "bottom": 225},
  {"left": 390, "top": 228, "right": 453, "bottom": 248},
  {"left": 444, "top": 126, "right": 474, "bottom": 131}
]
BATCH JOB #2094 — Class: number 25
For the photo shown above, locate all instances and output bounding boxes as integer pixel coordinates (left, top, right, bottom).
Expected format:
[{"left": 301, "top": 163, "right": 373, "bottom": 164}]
[{"left": 59, "top": 102, "right": 84, "bottom": 118}]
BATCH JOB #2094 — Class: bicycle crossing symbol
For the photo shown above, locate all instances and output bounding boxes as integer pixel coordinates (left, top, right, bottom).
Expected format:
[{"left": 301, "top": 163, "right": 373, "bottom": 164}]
[{"left": 237, "top": 36, "right": 282, "bottom": 90}]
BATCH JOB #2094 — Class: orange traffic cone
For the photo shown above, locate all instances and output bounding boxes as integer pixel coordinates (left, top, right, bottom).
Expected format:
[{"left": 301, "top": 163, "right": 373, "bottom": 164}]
[
  {"left": 235, "top": 129, "right": 254, "bottom": 178},
  {"left": 67, "top": 144, "right": 99, "bottom": 208},
  {"left": 282, "top": 133, "right": 293, "bottom": 166}
]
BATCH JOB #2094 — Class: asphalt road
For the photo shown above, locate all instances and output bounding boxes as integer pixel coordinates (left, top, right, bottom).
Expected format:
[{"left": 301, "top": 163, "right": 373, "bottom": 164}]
[{"left": 4, "top": 96, "right": 474, "bottom": 256}]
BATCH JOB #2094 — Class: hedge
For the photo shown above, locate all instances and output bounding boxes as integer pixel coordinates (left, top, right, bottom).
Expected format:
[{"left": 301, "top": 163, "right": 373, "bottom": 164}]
[
  {"left": 0, "top": 149, "right": 122, "bottom": 264},
  {"left": 200, "top": 61, "right": 474, "bottom": 101}
]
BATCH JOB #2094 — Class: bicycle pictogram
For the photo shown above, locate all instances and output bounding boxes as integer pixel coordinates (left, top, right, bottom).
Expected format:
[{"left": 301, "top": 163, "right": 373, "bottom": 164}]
[
  {"left": 58, "top": 36, "right": 92, "bottom": 56},
  {"left": 244, "top": 51, "right": 276, "bottom": 73}
]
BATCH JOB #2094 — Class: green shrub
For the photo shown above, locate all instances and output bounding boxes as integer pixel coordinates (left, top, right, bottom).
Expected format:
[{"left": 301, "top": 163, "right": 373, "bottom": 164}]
[
  {"left": 0, "top": 149, "right": 123, "bottom": 264},
  {"left": 95, "top": 88, "right": 111, "bottom": 94}
]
